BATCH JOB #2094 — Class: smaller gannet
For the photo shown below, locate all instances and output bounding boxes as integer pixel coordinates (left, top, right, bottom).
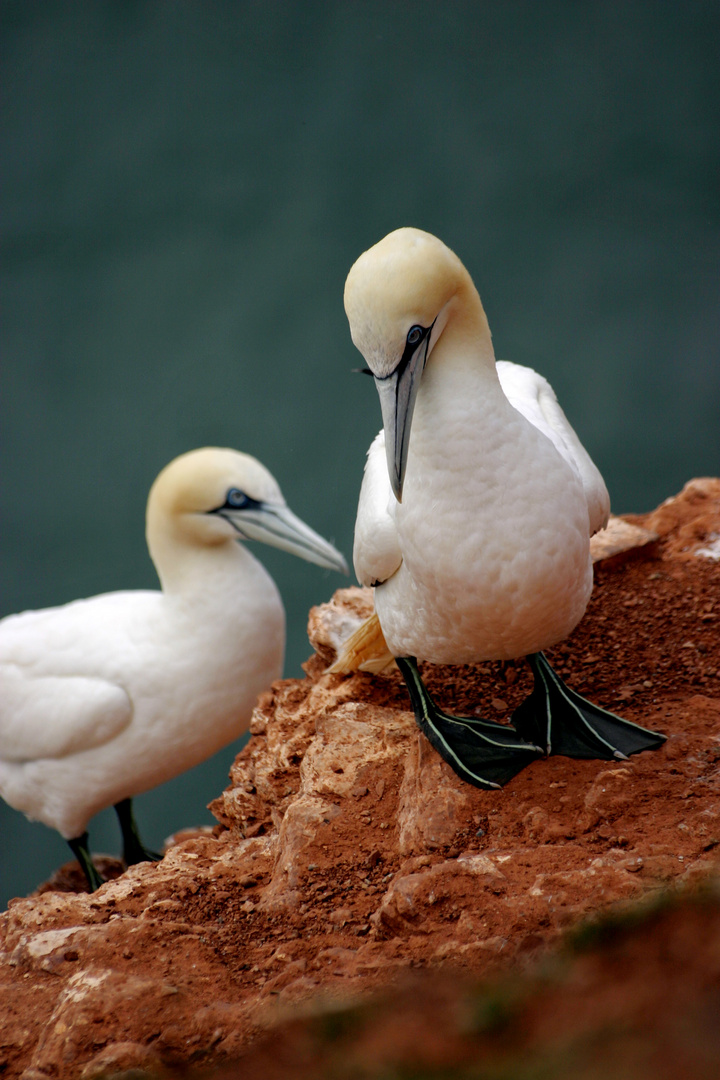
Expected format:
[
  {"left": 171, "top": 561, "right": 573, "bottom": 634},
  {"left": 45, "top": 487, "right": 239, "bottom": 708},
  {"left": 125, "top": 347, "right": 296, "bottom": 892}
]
[
  {"left": 0, "top": 448, "right": 347, "bottom": 889},
  {"left": 341, "top": 228, "right": 664, "bottom": 789}
]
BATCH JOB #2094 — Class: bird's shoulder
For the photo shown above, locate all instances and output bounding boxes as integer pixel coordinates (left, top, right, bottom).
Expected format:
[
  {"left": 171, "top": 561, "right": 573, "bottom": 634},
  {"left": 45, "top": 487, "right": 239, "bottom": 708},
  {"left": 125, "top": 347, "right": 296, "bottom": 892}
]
[{"left": 0, "top": 590, "right": 162, "bottom": 663}]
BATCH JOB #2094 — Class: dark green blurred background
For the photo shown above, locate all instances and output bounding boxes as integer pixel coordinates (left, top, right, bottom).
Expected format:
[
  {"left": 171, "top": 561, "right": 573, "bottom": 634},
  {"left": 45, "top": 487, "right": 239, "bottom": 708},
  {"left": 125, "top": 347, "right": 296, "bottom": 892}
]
[{"left": 1, "top": 1, "right": 718, "bottom": 907}]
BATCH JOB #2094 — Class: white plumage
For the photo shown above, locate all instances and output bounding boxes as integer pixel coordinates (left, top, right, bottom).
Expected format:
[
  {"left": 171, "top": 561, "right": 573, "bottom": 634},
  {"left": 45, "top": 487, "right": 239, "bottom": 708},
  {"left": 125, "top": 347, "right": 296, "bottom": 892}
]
[
  {"left": 0, "top": 447, "right": 347, "bottom": 881},
  {"left": 349, "top": 234, "right": 608, "bottom": 667},
  {"left": 342, "top": 227, "right": 663, "bottom": 787}
]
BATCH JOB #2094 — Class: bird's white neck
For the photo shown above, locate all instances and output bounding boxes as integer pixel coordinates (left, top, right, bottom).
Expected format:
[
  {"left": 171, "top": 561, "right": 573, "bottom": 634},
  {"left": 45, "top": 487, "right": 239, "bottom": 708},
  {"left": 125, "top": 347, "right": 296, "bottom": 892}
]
[
  {"left": 148, "top": 525, "right": 265, "bottom": 598},
  {"left": 434, "top": 278, "right": 495, "bottom": 368},
  {"left": 405, "top": 281, "right": 522, "bottom": 493},
  {"left": 420, "top": 279, "right": 503, "bottom": 407}
]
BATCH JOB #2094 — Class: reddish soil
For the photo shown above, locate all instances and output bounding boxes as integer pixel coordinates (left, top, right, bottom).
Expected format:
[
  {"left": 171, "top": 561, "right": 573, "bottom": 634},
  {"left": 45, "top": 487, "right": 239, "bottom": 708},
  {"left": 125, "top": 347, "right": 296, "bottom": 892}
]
[
  {"left": 213, "top": 882, "right": 720, "bottom": 1080},
  {"left": 1, "top": 479, "right": 718, "bottom": 1079}
]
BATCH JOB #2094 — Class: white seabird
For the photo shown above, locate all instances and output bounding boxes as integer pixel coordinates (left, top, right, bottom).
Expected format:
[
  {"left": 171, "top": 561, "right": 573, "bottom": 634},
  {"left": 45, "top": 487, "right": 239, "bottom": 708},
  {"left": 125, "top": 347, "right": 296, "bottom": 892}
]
[
  {"left": 0, "top": 447, "right": 347, "bottom": 889},
  {"left": 341, "top": 227, "right": 664, "bottom": 788}
]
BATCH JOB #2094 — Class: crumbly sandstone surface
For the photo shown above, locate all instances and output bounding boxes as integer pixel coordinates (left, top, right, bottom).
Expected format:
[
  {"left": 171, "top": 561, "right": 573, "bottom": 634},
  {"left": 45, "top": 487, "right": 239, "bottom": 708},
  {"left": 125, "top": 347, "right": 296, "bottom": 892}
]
[{"left": 1, "top": 479, "right": 718, "bottom": 1079}]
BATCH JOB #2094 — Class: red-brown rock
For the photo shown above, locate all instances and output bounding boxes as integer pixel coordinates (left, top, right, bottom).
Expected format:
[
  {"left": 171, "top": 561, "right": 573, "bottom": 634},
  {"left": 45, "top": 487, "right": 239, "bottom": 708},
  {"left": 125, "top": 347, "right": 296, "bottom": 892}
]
[{"left": 0, "top": 480, "right": 719, "bottom": 1078}]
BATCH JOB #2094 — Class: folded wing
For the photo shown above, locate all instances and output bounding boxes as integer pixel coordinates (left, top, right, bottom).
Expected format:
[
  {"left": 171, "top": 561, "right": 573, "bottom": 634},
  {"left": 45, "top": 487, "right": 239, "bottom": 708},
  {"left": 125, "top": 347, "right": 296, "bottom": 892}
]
[
  {"left": 353, "top": 429, "right": 403, "bottom": 587},
  {"left": 497, "top": 360, "right": 610, "bottom": 536},
  {"left": 1, "top": 665, "right": 132, "bottom": 762}
]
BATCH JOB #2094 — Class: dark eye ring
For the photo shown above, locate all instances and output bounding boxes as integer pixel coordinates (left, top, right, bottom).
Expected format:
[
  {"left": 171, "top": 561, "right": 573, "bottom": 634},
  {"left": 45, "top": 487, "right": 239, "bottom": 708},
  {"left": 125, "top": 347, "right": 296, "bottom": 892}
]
[
  {"left": 227, "top": 488, "right": 249, "bottom": 509},
  {"left": 407, "top": 325, "right": 424, "bottom": 346}
]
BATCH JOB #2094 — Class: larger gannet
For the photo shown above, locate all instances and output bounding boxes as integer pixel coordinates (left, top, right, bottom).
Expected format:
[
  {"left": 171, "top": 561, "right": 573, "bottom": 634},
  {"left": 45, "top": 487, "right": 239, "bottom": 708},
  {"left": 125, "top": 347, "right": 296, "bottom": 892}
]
[
  {"left": 0, "top": 447, "right": 347, "bottom": 889},
  {"left": 341, "top": 227, "right": 664, "bottom": 789}
]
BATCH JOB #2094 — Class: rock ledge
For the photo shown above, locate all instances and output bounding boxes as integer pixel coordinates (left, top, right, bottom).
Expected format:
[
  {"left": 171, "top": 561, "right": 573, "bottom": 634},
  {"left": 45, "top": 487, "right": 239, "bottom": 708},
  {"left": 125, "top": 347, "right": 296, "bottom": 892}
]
[{"left": 1, "top": 479, "right": 719, "bottom": 1078}]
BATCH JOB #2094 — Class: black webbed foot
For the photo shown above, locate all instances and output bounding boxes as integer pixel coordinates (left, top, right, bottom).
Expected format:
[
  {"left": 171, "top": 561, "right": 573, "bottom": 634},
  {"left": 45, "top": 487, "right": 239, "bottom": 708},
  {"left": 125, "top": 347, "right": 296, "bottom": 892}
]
[
  {"left": 512, "top": 652, "right": 666, "bottom": 760},
  {"left": 396, "top": 656, "right": 543, "bottom": 789}
]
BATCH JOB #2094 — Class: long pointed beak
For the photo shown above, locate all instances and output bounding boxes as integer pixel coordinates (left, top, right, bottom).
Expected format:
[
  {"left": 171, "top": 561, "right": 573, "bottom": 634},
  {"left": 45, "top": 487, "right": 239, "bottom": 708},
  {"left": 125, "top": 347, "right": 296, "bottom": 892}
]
[
  {"left": 221, "top": 504, "right": 349, "bottom": 574},
  {"left": 374, "top": 335, "right": 430, "bottom": 503}
]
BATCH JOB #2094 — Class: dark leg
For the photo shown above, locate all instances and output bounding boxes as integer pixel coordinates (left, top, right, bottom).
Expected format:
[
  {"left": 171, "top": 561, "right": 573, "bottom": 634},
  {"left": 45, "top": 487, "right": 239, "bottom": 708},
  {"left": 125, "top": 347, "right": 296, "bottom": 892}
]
[
  {"left": 114, "top": 798, "right": 162, "bottom": 867},
  {"left": 67, "top": 832, "right": 105, "bottom": 892},
  {"left": 396, "top": 656, "right": 543, "bottom": 789},
  {"left": 512, "top": 652, "right": 666, "bottom": 759}
]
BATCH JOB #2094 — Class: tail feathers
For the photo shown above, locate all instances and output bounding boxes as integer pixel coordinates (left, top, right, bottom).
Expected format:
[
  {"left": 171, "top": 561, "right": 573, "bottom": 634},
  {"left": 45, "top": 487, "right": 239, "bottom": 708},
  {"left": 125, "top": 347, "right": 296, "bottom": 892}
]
[{"left": 327, "top": 612, "right": 397, "bottom": 675}]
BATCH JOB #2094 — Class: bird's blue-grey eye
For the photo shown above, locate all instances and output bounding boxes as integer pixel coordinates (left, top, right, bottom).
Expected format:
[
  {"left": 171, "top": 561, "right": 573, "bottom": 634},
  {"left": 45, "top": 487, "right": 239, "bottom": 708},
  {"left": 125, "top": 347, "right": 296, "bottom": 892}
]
[
  {"left": 227, "top": 488, "right": 250, "bottom": 509},
  {"left": 407, "top": 325, "right": 424, "bottom": 346}
]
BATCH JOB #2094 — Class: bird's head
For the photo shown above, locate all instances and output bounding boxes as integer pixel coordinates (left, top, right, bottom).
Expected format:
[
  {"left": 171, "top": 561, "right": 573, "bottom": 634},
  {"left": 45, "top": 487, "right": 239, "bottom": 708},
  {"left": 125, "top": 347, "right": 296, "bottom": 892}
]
[
  {"left": 344, "top": 228, "right": 484, "bottom": 501},
  {"left": 146, "top": 448, "right": 348, "bottom": 578}
]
